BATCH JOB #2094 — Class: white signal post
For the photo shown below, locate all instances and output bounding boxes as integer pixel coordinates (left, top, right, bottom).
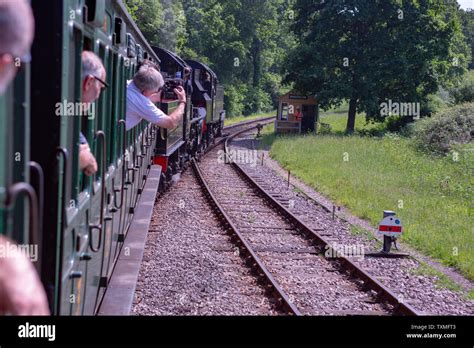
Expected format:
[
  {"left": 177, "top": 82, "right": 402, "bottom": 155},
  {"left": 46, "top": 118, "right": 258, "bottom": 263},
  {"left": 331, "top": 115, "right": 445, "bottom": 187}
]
[{"left": 378, "top": 210, "right": 402, "bottom": 253}]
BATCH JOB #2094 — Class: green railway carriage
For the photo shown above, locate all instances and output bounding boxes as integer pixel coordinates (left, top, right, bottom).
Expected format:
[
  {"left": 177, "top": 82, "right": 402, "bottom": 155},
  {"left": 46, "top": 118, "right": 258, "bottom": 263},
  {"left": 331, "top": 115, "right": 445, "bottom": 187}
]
[
  {"left": 0, "top": 0, "right": 225, "bottom": 316},
  {"left": 27, "top": 0, "right": 160, "bottom": 315},
  {"left": 0, "top": 37, "right": 35, "bottom": 251}
]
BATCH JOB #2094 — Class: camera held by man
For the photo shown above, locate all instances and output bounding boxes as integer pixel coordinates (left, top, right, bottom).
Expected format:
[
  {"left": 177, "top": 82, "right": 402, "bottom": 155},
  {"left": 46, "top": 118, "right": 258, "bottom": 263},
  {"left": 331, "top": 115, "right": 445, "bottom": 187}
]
[{"left": 162, "top": 78, "right": 184, "bottom": 100}]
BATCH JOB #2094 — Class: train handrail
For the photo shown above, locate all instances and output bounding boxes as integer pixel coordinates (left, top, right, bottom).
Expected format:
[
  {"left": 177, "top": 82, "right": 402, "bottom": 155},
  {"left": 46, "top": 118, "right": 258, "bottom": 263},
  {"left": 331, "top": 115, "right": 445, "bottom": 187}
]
[
  {"left": 29, "top": 161, "right": 44, "bottom": 243},
  {"left": 126, "top": 128, "right": 138, "bottom": 183},
  {"left": 113, "top": 119, "right": 127, "bottom": 210},
  {"left": 146, "top": 124, "right": 154, "bottom": 147},
  {"left": 55, "top": 147, "right": 69, "bottom": 231},
  {"left": 89, "top": 131, "right": 106, "bottom": 253},
  {"left": 5, "top": 182, "right": 41, "bottom": 272}
]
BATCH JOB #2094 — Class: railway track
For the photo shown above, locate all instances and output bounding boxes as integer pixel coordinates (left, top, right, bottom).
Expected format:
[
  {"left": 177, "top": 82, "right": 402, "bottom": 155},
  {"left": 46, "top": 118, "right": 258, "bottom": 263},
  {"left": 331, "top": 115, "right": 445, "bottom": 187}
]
[
  {"left": 192, "top": 126, "right": 420, "bottom": 316},
  {"left": 223, "top": 116, "right": 275, "bottom": 132}
]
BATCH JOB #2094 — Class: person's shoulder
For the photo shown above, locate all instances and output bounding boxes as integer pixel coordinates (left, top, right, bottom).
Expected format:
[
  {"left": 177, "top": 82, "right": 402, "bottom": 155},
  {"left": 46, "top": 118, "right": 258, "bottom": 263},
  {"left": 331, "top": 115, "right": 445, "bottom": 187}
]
[{"left": 127, "top": 81, "right": 142, "bottom": 100}]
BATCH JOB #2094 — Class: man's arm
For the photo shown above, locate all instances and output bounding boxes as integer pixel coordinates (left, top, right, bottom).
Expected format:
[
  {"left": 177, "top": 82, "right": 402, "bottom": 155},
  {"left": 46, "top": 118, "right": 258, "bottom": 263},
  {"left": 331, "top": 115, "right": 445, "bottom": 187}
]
[
  {"left": 0, "top": 236, "right": 50, "bottom": 315},
  {"left": 79, "top": 143, "right": 98, "bottom": 176},
  {"left": 154, "top": 86, "right": 187, "bottom": 129},
  {"left": 134, "top": 86, "right": 186, "bottom": 130},
  {"left": 159, "top": 101, "right": 185, "bottom": 129}
]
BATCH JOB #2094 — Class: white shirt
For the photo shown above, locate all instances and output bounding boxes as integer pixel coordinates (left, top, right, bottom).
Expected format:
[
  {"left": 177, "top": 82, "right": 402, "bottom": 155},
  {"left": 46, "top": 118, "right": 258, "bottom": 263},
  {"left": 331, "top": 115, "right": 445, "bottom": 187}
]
[
  {"left": 197, "top": 107, "right": 206, "bottom": 119},
  {"left": 126, "top": 80, "right": 167, "bottom": 130}
]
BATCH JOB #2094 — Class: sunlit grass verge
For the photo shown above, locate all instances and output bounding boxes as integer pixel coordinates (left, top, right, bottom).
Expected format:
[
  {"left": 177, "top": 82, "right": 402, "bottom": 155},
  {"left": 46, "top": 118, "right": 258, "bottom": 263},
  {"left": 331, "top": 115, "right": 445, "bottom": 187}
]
[
  {"left": 264, "top": 131, "right": 473, "bottom": 280},
  {"left": 319, "top": 112, "right": 383, "bottom": 134},
  {"left": 224, "top": 110, "right": 276, "bottom": 127}
]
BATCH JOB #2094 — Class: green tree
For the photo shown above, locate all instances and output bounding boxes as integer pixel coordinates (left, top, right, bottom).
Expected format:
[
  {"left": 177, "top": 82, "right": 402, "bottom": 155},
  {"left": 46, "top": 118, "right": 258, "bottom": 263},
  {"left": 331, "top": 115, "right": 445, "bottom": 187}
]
[
  {"left": 124, "top": 0, "right": 163, "bottom": 46},
  {"left": 459, "top": 8, "right": 474, "bottom": 69},
  {"left": 128, "top": 0, "right": 294, "bottom": 117},
  {"left": 158, "top": 0, "right": 187, "bottom": 54},
  {"left": 284, "top": 0, "right": 470, "bottom": 133},
  {"left": 222, "top": 0, "right": 296, "bottom": 111}
]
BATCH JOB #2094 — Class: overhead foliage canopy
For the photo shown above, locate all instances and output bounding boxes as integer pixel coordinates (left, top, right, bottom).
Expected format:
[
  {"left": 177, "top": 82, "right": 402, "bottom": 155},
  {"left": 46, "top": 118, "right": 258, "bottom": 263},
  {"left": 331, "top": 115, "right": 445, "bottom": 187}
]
[
  {"left": 283, "top": 0, "right": 471, "bottom": 132},
  {"left": 125, "top": 0, "right": 472, "bottom": 123}
]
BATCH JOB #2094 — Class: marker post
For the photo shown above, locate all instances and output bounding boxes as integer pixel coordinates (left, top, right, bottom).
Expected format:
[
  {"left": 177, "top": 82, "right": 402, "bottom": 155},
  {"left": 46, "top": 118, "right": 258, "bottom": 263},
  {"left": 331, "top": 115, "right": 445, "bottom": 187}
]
[
  {"left": 382, "top": 210, "right": 396, "bottom": 253},
  {"left": 366, "top": 210, "right": 409, "bottom": 258}
]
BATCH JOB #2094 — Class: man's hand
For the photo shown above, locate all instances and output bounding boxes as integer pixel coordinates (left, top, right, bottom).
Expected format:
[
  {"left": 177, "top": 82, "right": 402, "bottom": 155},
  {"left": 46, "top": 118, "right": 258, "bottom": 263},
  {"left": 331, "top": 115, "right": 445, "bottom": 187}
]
[
  {"left": 174, "top": 86, "right": 186, "bottom": 103},
  {"left": 0, "top": 237, "right": 50, "bottom": 315},
  {"left": 79, "top": 144, "right": 98, "bottom": 176}
]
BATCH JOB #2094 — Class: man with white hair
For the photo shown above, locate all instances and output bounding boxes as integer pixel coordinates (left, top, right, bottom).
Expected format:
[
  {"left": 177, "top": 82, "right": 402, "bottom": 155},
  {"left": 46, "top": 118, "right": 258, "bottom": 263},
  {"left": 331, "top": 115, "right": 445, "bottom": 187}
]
[
  {"left": 126, "top": 64, "right": 186, "bottom": 130},
  {"left": 0, "top": 0, "right": 49, "bottom": 315},
  {"left": 79, "top": 51, "right": 108, "bottom": 176}
]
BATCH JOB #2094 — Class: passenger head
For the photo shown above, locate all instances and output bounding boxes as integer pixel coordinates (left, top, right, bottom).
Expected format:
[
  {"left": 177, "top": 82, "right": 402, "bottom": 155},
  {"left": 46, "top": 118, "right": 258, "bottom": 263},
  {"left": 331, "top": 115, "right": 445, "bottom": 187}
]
[
  {"left": 82, "top": 51, "right": 107, "bottom": 104},
  {"left": 0, "top": 0, "right": 34, "bottom": 94},
  {"left": 133, "top": 65, "right": 164, "bottom": 103}
]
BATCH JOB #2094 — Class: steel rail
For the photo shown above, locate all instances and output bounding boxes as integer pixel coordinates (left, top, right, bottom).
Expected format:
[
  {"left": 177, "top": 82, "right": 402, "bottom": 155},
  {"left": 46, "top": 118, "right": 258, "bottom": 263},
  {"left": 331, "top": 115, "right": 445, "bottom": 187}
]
[
  {"left": 222, "top": 116, "right": 275, "bottom": 132},
  {"left": 222, "top": 128, "right": 420, "bottom": 316},
  {"left": 191, "top": 158, "right": 301, "bottom": 315},
  {"left": 191, "top": 119, "right": 300, "bottom": 315}
]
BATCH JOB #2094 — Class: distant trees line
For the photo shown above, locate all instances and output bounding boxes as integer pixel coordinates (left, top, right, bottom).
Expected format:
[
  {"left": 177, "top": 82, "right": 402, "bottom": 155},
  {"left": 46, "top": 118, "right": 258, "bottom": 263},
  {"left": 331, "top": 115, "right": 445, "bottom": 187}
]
[
  {"left": 125, "top": 0, "right": 294, "bottom": 117},
  {"left": 126, "top": 0, "right": 473, "bottom": 131}
]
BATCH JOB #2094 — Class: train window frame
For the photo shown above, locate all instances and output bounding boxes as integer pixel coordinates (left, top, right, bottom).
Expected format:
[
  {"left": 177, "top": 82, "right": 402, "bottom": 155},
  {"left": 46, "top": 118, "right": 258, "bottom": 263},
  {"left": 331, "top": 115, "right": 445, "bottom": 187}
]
[
  {"left": 90, "top": 43, "right": 109, "bottom": 195},
  {"left": 109, "top": 50, "right": 121, "bottom": 165},
  {"left": 78, "top": 35, "right": 94, "bottom": 195},
  {"left": 67, "top": 24, "right": 84, "bottom": 207},
  {"left": 85, "top": 0, "right": 105, "bottom": 28}
]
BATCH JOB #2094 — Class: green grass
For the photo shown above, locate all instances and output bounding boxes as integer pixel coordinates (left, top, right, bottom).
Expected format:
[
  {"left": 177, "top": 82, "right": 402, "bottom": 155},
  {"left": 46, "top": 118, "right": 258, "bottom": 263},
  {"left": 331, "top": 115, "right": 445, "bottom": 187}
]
[
  {"left": 319, "top": 111, "right": 384, "bottom": 134},
  {"left": 224, "top": 110, "right": 276, "bottom": 127},
  {"left": 264, "top": 131, "right": 473, "bottom": 280}
]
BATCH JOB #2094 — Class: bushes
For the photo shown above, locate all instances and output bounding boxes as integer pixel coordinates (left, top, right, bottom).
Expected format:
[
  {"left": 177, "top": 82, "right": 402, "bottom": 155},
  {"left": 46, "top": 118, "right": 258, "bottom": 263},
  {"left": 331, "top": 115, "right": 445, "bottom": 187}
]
[
  {"left": 224, "top": 84, "right": 273, "bottom": 117},
  {"left": 420, "top": 93, "right": 448, "bottom": 117},
  {"left": 242, "top": 86, "right": 273, "bottom": 116},
  {"left": 317, "top": 122, "right": 332, "bottom": 134},
  {"left": 413, "top": 102, "right": 474, "bottom": 154},
  {"left": 223, "top": 84, "right": 247, "bottom": 117},
  {"left": 449, "top": 73, "right": 474, "bottom": 104},
  {"left": 385, "top": 114, "right": 413, "bottom": 132}
]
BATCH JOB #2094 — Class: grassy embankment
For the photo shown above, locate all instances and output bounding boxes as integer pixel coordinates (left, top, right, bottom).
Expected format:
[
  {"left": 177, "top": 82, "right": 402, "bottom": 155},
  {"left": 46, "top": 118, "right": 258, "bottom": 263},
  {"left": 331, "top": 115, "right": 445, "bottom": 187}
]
[{"left": 261, "top": 107, "right": 473, "bottom": 282}]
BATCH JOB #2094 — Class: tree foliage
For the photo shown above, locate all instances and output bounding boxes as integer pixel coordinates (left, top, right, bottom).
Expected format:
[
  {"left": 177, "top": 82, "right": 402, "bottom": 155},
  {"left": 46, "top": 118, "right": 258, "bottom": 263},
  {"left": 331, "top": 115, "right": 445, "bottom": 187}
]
[
  {"left": 124, "top": 0, "right": 163, "bottom": 45},
  {"left": 127, "top": 0, "right": 295, "bottom": 116},
  {"left": 459, "top": 8, "right": 474, "bottom": 68},
  {"left": 125, "top": 0, "right": 469, "bottom": 123},
  {"left": 283, "top": 0, "right": 471, "bottom": 133},
  {"left": 157, "top": 0, "right": 187, "bottom": 54}
]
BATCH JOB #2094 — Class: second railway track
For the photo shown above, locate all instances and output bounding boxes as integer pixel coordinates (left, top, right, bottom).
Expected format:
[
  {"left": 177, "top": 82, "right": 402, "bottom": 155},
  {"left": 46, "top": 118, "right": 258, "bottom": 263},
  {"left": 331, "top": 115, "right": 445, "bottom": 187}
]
[{"left": 192, "top": 126, "right": 420, "bottom": 316}]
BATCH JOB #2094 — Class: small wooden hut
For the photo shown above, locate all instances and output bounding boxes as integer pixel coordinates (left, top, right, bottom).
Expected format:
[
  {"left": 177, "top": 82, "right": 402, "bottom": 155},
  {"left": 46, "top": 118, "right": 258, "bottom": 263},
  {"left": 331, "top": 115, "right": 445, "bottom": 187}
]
[{"left": 275, "top": 92, "right": 318, "bottom": 134}]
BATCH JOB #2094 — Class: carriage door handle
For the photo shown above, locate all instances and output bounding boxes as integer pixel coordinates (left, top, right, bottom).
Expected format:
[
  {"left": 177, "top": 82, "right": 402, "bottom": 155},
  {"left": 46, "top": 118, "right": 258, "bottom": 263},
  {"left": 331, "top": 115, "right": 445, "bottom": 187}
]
[
  {"left": 89, "top": 131, "right": 106, "bottom": 253},
  {"left": 5, "top": 183, "right": 40, "bottom": 272},
  {"left": 113, "top": 120, "right": 127, "bottom": 210}
]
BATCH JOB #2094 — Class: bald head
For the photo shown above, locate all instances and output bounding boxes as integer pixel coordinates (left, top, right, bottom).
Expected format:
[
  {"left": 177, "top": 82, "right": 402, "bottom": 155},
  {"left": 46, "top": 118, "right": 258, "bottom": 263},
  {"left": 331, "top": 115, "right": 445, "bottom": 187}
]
[{"left": 0, "top": 0, "right": 34, "bottom": 94}]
